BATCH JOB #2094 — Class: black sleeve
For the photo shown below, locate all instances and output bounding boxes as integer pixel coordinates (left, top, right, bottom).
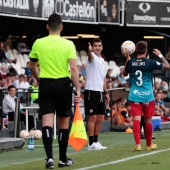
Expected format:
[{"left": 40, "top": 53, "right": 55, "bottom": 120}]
[{"left": 30, "top": 58, "right": 38, "bottom": 62}]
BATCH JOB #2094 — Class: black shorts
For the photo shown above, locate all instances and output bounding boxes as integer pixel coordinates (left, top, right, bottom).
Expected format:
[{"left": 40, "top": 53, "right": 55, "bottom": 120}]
[
  {"left": 84, "top": 90, "right": 105, "bottom": 115},
  {"left": 39, "top": 78, "right": 72, "bottom": 117}
]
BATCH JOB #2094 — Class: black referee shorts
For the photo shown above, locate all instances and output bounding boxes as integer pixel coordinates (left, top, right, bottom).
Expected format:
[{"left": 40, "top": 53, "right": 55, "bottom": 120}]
[
  {"left": 84, "top": 90, "right": 105, "bottom": 115},
  {"left": 39, "top": 78, "right": 72, "bottom": 117}
]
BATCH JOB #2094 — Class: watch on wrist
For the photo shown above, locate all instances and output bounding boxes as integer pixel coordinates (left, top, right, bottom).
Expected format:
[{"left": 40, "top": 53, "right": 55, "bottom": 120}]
[{"left": 104, "top": 90, "right": 108, "bottom": 94}]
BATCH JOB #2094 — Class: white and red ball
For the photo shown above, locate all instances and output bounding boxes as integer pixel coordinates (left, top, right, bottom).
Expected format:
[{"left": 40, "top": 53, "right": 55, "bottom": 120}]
[
  {"left": 121, "top": 40, "right": 136, "bottom": 55},
  {"left": 34, "top": 130, "right": 42, "bottom": 139},
  {"left": 20, "top": 130, "right": 30, "bottom": 139},
  {"left": 29, "top": 130, "right": 36, "bottom": 137}
]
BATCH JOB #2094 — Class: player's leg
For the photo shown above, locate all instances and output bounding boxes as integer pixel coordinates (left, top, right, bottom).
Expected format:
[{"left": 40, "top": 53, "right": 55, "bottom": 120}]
[
  {"left": 130, "top": 102, "right": 142, "bottom": 151},
  {"left": 42, "top": 113, "right": 54, "bottom": 166},
  {"left": 140, "top": 115, "right": 145, "bottom": 139},
  {"left": 84, "top": 90, "right": 102, "bottom": 150},
  {"left": 87, "top": 114, "right": 97, "bottom": 145},
  {"left": 56, "top": 78, "right": 74, "bottom": 167},
  {"left": 39, "top": 79, "right": 55, "bottom": 169},
  {"left": 94, "top": 92, "right": 107, "bottom": 149},
  {"left": 57, "top": 116, "right": 74, "bottom": 167},
  {"left": 143, "top": 101, "right": 157, "bottom": 150}
]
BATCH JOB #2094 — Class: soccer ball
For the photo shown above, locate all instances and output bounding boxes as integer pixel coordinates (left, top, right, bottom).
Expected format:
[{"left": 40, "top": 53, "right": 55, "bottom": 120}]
[
  {"left": 121, "top": 40, "right": 135, "bottom": 55},
  {"left": 29, "top": 130, "right": 36, "bottom": 137},
  {"left": 20, "top": 130, "right": 30, "bottom": 139},
  {"left": 34, "top": 130, "right": 42, "bottom": 140}
]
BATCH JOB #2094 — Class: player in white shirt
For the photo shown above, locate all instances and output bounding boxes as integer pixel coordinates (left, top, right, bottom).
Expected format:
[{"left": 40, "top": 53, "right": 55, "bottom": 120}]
[{"left": 84, "top": 39, "right": 110, "bottom": 150}]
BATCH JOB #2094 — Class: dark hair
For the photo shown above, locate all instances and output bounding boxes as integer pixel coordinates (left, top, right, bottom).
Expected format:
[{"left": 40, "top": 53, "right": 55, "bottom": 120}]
[
  {"left": 116, "top": 98, "right": 123, "bottom": 103},
  {"left": 19, "top": 74, "right": 24, "bottom": 78},
  {"left": 30, "top": 78, "right": 35, "bottom": 85},
  {"left": 48, "top": 13, "right": 62, "bottom": 32},
  {"left": 125, "top": 101, "right": 130, "bottom": 107},
  {"left": 162, "top": 91, "right": 168, "bottom": 95},
  {"left": 136, "top": 41, "right": 147, "bottom": 55},
  {"left": 91, "top": 38, "right": 103, "bottom": 46},
  {"left": 8, "top": 67, "right": 17, "bottom": 76},
  {"left": 8, "top": 85, "right": 16, "bottom": 91},
  {"left": 6, "top": 73, "right": 12, "bottom": 77}
]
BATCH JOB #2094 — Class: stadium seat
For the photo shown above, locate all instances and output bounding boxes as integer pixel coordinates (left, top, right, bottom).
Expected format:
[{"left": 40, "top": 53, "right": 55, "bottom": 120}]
[
  {"left": 6, "top": 63, "right": 11, "bottom": 68},
  {"left": 15, "top": 63, "right": 22, "bottom": 75},
  {"left": 21, "top": 68, "right": 25, "bottom": 74},
  {"left": 77, "top": 60, "right": 82, "bottom": 66},
  {"left": 81, "top": 55, "right": 87, "bottom": 63},
  {"left": 8, "top": 49, "right": 13, "bottom": 56},
  {"left": 80, "top": 50, "right": 87, "bottom": 57},
  {"left": 77, "top": 56, "right": 82, "bottom": 66},
  {"left": 11, "top": 63, "right": 17, "bottom": 70},
  {"left": 76, "top": 51, "right": 80, "bottom": 58},
  {"left": 23, "top": 54, "right": 30, "bottom": 63},
  {"left": 13, "top": 49, "right": 19, "bottom": 57},
  {"left": 18, "top": 54, "right": 27, "bottom": 68},
  {"left": 111, "top": 65, "right": 120, "bottom": 78},
  {"left": 109, "top": 60, "right": 116, "bottom": 68},
  {"left": 104, "top": 61, "right": 109, "bottom": 68},
  {"left": 9, "top": 53, "right": 15, "bottom": 60}
]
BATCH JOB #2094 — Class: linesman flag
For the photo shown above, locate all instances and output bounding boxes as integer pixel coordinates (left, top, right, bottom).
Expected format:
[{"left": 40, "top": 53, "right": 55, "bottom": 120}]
[{"left": 68, "top": 103, "right": 88, "bottom": 151}]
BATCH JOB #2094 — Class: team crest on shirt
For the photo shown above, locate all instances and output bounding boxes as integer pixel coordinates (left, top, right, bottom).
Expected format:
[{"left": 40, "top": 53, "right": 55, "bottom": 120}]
[
  {"left": 107, "top": 112, "right": 110, "bottom": 117},
  {"left": 89, "top": 109, "right": 93, "bottom": 113},
  {"left": 133, "top": 90, "right": 138, "bottom": 94}
]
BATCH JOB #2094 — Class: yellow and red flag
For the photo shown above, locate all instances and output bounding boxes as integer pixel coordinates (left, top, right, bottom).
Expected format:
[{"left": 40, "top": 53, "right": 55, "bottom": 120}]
[{"left": 68, "top": 103, "right": 88, "bottom": 151}]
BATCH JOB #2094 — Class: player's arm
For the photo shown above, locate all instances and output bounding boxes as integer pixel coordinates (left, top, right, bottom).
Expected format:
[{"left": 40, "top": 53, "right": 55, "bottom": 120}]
[
  {"left": 29, "top": 60, "right": 39, "bottom": 81},
  {"left": 153, "top": 49, "right": 170, "bottom": 70},
  {"left": 103, "top": 78, "right": 110, "bottom": 103},
  {"left": 122, "top": 54, "right": 131, "bottom": 76},
  {"left": 87, "top": 42, "right": 94, "bottom": 62},
  {"left": 69, "top": 58, "right": 80, "bottom": 103}
]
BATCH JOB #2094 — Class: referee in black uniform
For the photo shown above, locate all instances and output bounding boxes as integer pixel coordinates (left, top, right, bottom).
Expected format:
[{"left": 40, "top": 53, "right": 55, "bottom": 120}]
[{"left": 29, "top": 14, "right": 80, "bottom": 169}]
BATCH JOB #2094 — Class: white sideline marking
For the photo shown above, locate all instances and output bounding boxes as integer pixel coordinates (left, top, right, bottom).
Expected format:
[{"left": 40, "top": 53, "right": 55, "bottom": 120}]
[{"left": 76, "top": 148, "right": 170, "bottom": 170}]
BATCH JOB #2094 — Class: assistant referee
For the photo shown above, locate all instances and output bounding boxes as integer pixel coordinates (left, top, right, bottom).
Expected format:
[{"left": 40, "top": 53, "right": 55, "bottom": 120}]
[{"left": 29, "top": 14, "right": 80, "bottom": 169}]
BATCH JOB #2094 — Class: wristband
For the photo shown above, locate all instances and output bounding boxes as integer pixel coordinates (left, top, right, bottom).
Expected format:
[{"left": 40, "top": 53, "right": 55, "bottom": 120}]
[
  {"left": 158, "top": 54, "right": 163, "bottom": 59},
  {"left": 104, "top": 90, "right": 108, "bottom": 94}
]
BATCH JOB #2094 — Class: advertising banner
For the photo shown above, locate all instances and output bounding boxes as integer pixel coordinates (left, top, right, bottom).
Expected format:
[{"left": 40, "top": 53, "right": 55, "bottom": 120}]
[
  {"left": 0, "top": 0, "right": 42, "bottom": 17},
  {"left": 42, "top": 0, "right": 96, "bottom": 22},
  {"left": 0, "top": 0, "right": 96, "bottom": 23},
  {"left": 98, "top": 0, "right": 120, "bottom": 25},
  {"left": 126, "top": 0, "right": 170, "bottom": 27}
]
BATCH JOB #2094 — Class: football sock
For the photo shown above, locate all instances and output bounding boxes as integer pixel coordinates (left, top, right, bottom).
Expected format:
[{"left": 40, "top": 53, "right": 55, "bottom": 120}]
[
  {"left": 58, "top": 129, "right": 69, "bottom": 162},
  {"left": 93, "top": 135, "right": 98, "bottom": 143},
  {"left": 133, "top": 120, "right": 140, "bottom": 145},
  {"left": 145, "top": 123, "right": 152, "bottom": 146},
  {"left": 89, "top": 136, "right": 94, "bottom": 145},
  {"left": 42, "top": 126, "right": 53, "bottom": 160}
]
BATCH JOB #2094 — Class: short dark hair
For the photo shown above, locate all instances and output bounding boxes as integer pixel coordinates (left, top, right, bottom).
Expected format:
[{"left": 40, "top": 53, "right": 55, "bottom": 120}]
[
  {"left": 136, "top": 41, "right": 147, "bottom": 55},
  {"left": 6, "top": 73, "right": 12, "bottom": 77},
  {"left": 8, "top": 85, "right": 16, "bottom": 91},
  {"left": 125, "top": 101, "right": 130, "bottom": 107},
  {"left": 30, "top": 78, "right": 35, "bottom": 85},
  {"left": 48, "top": 13, "right": 62, "bottom": 32},
  {"left": 91, "top": 38, "right": 103, "bottom": 46},
  {"left": 162, "top": 91, "right": 168, "bottom": 95}
]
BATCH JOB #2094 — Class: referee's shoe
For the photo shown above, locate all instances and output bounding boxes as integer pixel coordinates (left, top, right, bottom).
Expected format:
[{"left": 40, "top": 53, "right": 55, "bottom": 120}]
[
  {"left": 58, "top": 158, "right": 74, "bottom": 167},
  {"left": 45, "top": 158, "right": 54, "bottom": 169}
]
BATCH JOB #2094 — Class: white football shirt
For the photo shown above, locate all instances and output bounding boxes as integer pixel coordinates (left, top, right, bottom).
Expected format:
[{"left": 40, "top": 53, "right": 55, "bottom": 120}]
[{"left": 85, "top": 52, "right": 106, "bottom": 91}]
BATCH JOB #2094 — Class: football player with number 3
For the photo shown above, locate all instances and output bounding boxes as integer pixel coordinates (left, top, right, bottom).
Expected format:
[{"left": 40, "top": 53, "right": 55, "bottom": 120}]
[{"left": 122, "top": 41, "right": 170, "bottom": 151}]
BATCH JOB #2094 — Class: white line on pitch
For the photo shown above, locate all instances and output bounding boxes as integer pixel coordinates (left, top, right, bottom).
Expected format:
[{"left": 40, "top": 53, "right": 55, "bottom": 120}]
[{"left": 76, "top": 148, "right": 170, "bottom": 170}]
